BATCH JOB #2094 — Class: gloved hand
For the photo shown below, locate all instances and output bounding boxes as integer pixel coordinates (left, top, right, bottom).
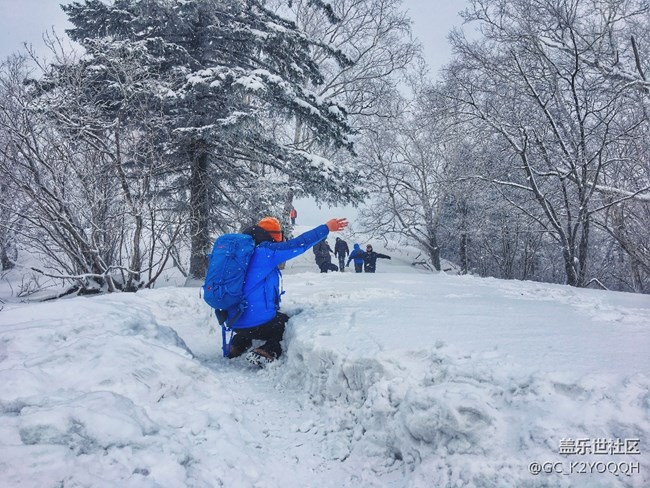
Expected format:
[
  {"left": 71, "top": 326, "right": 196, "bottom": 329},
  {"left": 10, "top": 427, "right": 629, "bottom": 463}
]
[{"left": 326, "top": 218, "right": 348, "bottom": 232}]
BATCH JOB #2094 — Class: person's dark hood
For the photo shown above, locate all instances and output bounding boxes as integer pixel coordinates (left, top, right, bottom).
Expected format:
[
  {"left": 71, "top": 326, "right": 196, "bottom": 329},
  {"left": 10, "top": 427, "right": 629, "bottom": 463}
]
[{"left": 242, "top": 225, "right": 274, "bottom": 245}]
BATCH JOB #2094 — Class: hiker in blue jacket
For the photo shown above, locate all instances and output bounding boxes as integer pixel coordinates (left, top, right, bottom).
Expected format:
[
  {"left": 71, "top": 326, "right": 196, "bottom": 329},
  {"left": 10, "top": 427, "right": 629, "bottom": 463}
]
[
  {"left": 227, "top": 216, "right": 348, "bottom": 365},
  {"left": 346, "top": 243, "right": 365, "bottom": 273}
]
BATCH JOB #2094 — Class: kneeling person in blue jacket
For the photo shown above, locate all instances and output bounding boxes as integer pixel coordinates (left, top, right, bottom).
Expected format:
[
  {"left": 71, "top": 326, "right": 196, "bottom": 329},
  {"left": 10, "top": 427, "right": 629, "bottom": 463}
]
[{"left": 227, "top": 216, "right": 348, "bottom": 365}]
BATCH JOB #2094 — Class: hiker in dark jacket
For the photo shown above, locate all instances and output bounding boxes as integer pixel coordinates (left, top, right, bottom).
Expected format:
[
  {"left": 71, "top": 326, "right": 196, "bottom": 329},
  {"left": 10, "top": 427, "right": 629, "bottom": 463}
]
[
  {"left": 226, "top": 216, "right": 348, "bottom": 364},
  {"left": 362, "top": 244, "right": 391, "bottom": 273},
  {"left": 346, "top": 243, "right": 365, "bottom": 273},
  {"left": 333, "top": 237, "right": 350, "bottom": 272},
  {"left": 313, "top": 239, "right": 338, "bottom": 273}
]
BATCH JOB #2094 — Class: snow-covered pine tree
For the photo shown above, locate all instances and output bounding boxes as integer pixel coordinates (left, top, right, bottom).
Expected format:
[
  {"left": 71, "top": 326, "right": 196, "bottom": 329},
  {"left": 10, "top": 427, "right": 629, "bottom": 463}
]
[
  {"left": 0, "top": 46, "right": 188, "bottom": 294},
  {"left": 62, "top": 0, "right": 364, "bottom": 280}
]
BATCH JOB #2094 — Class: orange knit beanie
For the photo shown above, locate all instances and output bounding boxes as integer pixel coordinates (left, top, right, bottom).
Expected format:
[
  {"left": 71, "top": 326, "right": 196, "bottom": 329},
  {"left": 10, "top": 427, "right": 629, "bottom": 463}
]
[{"left": 258, "top": 217, "right": 282, "bottom": 242}]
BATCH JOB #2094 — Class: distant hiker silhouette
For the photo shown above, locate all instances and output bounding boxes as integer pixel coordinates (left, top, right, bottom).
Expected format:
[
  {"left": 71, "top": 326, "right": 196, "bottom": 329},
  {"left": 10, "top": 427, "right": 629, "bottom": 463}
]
[
  {"left": 334, "top": 237, "right": 350, "bottom": 272},
  {"left": 313, "top": 238, "right": 338, "bottom": 273},
  {"left": 362, "top": 244, "right": 391, "bottom": 273}
]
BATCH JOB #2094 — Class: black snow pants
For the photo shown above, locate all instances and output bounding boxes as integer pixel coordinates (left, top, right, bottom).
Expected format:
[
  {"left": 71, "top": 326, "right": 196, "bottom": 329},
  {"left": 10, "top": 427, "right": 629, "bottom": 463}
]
[{"left": 229, "top": 312, "right": 289, "bottom": 359}]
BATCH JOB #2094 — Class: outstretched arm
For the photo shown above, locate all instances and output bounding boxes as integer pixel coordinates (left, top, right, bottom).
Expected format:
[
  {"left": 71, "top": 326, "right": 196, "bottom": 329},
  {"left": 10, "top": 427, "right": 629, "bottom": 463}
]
[{"left": 264, "top": 218, "right": 348, "bottom": 268}]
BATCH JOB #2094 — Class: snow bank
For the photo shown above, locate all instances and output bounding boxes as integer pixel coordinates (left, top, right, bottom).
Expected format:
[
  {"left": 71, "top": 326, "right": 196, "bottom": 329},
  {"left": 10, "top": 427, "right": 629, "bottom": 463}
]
[
  {"left": 1, "top": 248, "right": 648, "bottom": 487},
  {"left": 276, "top": 269, "right": 649, "bottom": 487}
]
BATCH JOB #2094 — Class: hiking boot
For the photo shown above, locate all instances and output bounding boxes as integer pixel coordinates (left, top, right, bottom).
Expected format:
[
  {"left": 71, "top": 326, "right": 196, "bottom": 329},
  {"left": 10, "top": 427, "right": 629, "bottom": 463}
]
[{"left": 245, "top": 348, "right": 276, "bottom": 367}]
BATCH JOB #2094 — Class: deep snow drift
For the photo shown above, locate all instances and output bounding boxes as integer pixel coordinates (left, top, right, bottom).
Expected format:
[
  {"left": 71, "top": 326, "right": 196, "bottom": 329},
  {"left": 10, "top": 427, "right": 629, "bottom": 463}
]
[{"left": 1, "top": 234, "right": 648, "bottom": 487}]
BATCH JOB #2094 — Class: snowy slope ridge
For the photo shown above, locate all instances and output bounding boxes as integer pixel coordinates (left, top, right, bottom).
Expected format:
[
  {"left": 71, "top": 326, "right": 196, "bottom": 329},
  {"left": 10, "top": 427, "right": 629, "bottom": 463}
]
[
  {"left": 1, "top": 247, "right": 649, "bottom": 488},
  {"left": 277, "top": 272, "right": 649, "bottom": 487}
]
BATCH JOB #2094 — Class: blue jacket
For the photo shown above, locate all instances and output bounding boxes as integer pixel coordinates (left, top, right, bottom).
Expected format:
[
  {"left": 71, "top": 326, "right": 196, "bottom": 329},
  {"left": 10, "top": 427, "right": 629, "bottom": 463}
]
[
  {"left": 347, "top": 243, "right": 364, "bottom": 265},
  {"left": 230, "top": 224, "right": 329, "bottom": 328}
]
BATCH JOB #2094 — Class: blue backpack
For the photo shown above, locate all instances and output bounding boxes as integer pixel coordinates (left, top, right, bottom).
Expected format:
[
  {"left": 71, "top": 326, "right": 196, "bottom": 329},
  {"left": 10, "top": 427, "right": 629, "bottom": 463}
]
[{"left": 203, "top": 234, "right": 256, "bottom": 356}]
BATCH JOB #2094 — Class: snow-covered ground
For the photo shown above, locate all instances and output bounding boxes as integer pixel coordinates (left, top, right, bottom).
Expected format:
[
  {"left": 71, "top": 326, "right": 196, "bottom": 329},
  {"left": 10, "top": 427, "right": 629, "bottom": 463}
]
[{"left": 1, "top": 228, "right": 649, "bottom": 487}]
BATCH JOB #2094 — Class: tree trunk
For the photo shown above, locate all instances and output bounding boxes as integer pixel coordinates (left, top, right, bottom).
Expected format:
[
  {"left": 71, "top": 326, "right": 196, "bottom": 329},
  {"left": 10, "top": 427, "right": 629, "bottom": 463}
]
[
  {"left": 126, "top": 214, "right": 143, "bottom": 291},
  {"left": 282, "top": 118, "right": 303, "bottom": 233},
  {"left": 458, "top": 200, "right": 469, "bottom": 274},
  {"left": 576, "top": 218, "right": 590, "bottom": 288},
  {"left": 283, "top": 187, "right": 295, "bottom": 231},
  {"left": 1, "top": 242, "right": 15, "bottom": 270},
  {"left": 188, "top": 150, "right": 211, "bottom": 282},
  {"left": 562, "top": 245, "right": 578, "bottom": 287},
  {"left": 429, "top": 233, "right": 441, "bottom": 271}
]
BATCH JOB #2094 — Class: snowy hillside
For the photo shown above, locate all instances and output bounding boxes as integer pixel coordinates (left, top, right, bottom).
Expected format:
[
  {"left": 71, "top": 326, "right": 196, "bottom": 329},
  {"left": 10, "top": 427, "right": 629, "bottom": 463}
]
[{"left": 1, "top": 232, "right": 649, "bottom": 488}]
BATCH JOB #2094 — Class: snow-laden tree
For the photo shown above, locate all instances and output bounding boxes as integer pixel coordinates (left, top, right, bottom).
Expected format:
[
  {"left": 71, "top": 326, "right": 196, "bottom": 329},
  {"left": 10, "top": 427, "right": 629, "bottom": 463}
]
[
  {"left": 0, "top": 141, "right": 21, "bottom": 272},
  {"left": 0, "top": 70, "right": 22, "bottom": 272},
  {"left": 0, "top": 55, "right": 122, "bottom": 292},
  {"left": 437, "top": 135, "right": 557, "bottom": 281},
  {"left": 361, "top": 84, "right": 548, "bottom": 277},
  {"left": 0, "top": 51, "right": 187, "bottom": 294},
  {"left": 267, "top": 0, "right": 420, "bottom": 222},
  {"left": 37, "top": 40, "right": 188, "bottom": 291},
  {"left": 441, "top": 0, "right": 650, "bottom": 288},
  {"left": 273, "top": 0, "right": 418, "bottom": 119},
  {"left": 595, "top": 128, "right": 650, "bottom": 291},
  {"left": 358, "top": 93, "right": 448, "bottom": 271},
  {"left": 62, "top": 0, "right": 364, "bottom": 280}
]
